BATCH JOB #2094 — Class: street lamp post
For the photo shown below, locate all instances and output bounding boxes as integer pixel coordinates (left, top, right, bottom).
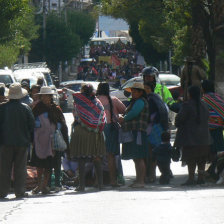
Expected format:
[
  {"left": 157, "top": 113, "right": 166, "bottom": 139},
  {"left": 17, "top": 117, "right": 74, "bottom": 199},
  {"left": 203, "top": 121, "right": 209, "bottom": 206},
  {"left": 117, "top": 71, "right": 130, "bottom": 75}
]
[{"left": 43, "top": 0, "right": 47, "bottom": 61}]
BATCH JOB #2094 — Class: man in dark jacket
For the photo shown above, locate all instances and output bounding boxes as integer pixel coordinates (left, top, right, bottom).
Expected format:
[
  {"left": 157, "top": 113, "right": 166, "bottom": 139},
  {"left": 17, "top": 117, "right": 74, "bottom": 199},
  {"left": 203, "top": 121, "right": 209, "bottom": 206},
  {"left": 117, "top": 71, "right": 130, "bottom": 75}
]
[{"left": 0, "top": 83, "right": 35, "bottom": 198}]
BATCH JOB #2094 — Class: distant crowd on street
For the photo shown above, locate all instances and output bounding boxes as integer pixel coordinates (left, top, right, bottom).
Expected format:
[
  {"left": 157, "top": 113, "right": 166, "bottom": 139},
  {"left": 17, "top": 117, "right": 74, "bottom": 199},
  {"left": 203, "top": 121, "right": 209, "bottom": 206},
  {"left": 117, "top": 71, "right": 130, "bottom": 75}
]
[
  {"left": 0, "top": 58, "right": 224, "bottom": 199},
  {"left": 77, "top": 42, "right": 144, "bottom": 83}
]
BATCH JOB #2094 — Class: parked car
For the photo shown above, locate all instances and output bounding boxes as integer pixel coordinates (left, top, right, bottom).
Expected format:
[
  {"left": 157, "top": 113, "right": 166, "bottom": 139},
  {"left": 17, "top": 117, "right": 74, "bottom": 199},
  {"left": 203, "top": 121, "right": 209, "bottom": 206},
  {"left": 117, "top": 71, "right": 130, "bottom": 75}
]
[
  {"left": 13, "top": 62, "right": 60, "bottom": 105},
  {"left": 59, "top": 80, "right": 117, "bottom": 111},
  {"left": 158, "top": 73, "right": 183, "bottom": 99},
  {"left": 0, "top": 68, "right": 16, "bottom": 86},
  {"left": 111, "top": 74, "right": 183, "bottom": 103}
]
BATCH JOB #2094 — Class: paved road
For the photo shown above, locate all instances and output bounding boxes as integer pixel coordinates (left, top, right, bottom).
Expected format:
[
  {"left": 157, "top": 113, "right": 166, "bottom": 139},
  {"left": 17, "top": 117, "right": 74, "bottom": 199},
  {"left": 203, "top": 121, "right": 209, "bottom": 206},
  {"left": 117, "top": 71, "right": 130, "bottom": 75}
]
[{"left": 0, "top": 113, "right": 224, "bottom": 224}]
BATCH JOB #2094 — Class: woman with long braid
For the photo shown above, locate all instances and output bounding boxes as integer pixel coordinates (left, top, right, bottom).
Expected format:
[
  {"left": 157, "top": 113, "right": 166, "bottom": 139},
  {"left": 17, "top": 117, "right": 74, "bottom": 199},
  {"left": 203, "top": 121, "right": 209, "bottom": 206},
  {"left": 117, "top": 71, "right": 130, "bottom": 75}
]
[
  {"left": 175, "top": 86, "right": 211, "bottom": 185},
  {"left": 97, "top": 82, "right": 126, "bottom": 187}
]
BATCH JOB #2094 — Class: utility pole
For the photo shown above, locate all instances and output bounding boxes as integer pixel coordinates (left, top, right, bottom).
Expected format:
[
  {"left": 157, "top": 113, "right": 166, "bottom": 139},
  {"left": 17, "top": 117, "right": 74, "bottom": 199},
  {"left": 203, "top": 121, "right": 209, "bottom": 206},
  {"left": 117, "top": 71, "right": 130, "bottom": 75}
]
[
  {"left": 169, "top": 49, "right": 172, "bottom": 73},
  {"left": 58, "top": 0, "right": 61, "bottom": 13},
  {"left": 48, "top": 0, "right": 51, "bottom": 11},
  {"left": 43, "top": 0, "right": 47, "bottom": 61}
]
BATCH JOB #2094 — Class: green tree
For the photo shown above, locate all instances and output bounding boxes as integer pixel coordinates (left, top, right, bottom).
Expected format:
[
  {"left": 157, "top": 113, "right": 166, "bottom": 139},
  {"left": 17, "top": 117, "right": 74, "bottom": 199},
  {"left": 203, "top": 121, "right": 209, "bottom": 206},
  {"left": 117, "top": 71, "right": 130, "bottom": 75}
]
[
  {"left": 101, "top": 0, "right": 169, "bottom": 65},
  {"left": 30, "top": 10, "right": 96, "bottom": 72},
  {"left": 0, "top": 1, "right": 38, "bottom": 67},
  {"left": 0, "top": 0, "right": 29, "bottom": 43},
  {"left": 66, "top": 10, "right": 96, "bottom": 46},
  {"left": 45, "top": 13, "right": 81, "bottom": 72}
]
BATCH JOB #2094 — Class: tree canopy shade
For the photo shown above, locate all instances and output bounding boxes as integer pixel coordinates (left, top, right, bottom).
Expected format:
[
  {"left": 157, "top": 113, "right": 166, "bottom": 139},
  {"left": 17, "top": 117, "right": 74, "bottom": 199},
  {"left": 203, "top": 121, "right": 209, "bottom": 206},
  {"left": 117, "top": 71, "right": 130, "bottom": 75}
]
[
  {"left": 66, "top": 10, "right": 96, "bottom": 46},
  {"left": 45, "top": 13, "right": 81, "bottom": 72},
  {"left": 101, "top": 0, "right": 170, "bottom": 66},
  {"left": 0, "top": 0, "right": 38, "bottom": 67},
  {"left": 101, "top": 0, "right": 224, "bottom": 81},
  {"left": 29, "top": 10, "right": 96, "bottom": 72}
]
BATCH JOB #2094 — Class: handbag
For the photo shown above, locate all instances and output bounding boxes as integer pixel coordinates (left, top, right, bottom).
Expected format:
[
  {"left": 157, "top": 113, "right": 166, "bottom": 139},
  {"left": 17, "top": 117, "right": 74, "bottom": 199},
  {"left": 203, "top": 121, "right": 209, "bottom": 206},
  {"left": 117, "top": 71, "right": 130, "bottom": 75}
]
[
  {"left": 53, "top": 129, "right": 67, "bottom": 152},
  {"left": 171, "top": 145, "right": 180, "bottom": 162},
  {"left": 110, "top": 122, "right": 120, "bottom": 130},
  {"left": 148, "top": 123, "right": 163, "bottom": 147}
]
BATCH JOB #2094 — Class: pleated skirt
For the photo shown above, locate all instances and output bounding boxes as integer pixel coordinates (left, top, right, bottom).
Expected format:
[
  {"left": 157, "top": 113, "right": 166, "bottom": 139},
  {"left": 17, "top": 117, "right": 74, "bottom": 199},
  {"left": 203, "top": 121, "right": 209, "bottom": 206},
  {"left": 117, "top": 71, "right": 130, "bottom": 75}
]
[
  {"left": 122, "top": 131, "right": 149, "bottom": 160},
  {"left": 70, "top": 124, "right": 106, "bottom": 158},
  {"left": 104, "top": 123, "right": 120, "bottom": 155}
]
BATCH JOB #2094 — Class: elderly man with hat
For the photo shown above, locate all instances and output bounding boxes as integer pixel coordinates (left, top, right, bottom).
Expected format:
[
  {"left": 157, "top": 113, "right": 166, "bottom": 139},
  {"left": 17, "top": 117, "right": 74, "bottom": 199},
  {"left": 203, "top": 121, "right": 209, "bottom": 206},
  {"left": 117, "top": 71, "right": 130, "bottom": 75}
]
[
  {"left": 181, "top": 56, "right": 207, "bottom": 101},
  {"left": 0, "top": 83, "right": 35, "bottom": 198}
]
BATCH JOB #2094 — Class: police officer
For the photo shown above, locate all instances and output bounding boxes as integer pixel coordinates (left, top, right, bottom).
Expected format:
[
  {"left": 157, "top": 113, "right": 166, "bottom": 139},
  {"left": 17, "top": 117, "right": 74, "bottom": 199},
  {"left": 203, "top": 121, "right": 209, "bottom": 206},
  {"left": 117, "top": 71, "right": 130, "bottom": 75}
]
[{"left": 142, "top": 66, "right": 180, "bottom": 113}]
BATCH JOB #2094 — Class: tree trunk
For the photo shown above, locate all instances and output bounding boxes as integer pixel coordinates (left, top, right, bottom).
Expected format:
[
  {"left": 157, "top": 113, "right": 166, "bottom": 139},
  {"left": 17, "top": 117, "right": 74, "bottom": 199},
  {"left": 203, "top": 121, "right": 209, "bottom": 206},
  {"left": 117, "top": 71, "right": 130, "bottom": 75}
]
[
  {"left": 214, "top": 0, "right": 224, "bottom": 97},
  {"left": 215, "top": 29, "right": 224, "bottom": 97}
]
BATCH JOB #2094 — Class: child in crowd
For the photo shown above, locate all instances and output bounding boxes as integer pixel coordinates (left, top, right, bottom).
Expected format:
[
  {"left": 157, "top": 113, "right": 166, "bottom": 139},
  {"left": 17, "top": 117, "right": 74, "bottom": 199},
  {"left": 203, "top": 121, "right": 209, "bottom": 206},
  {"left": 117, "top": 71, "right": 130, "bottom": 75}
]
[{"left": 153, "top": 132, "right": 172, "bottom": 184}]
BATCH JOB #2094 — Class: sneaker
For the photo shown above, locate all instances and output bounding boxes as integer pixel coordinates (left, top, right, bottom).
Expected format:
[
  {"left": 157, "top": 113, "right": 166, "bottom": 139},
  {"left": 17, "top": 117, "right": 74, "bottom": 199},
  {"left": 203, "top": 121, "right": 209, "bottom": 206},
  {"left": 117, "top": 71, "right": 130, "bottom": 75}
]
[{"left": 216, "top": 177, "right": 224, "bottom": 185}]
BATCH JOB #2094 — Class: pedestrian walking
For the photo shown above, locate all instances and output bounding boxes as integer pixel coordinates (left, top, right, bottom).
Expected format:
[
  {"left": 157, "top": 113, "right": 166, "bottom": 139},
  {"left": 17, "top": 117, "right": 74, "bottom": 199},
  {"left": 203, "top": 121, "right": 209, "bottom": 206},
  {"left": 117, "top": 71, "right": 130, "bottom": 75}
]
[
  {"left": 153, "top": 132, "right": 172, "bottom": 184},
  {"left": 30, "top": 84, "right": 41, "bottom": 108},
  {"left": 119, "top": 82, "right": 149, "bottom": 188},
  {"left": 31, "top": 86, "right": 69, "bottom": 194},
  {"left": 70, "top": 84, "right": 106, "bottom": 191},
  {"left": 20, "top": 80, "right": 33, "bottom": 106},
  {"left": 181, "top": 57, "right": 206, "bottom": 101},
  {"left": 97, "top": 82, "right": 126, "bottom": 187},
  {"left": 0, "top": 83, "right": 8, "bottom": 104},
  {"left": 144, "top": 81, "right": 169, "bottom": 183},
  {"left": 201, "top": 80, "right": 224, "bottom": 181},
  {"left": 175, "top": 85, "right": 211, "bottom": 185},
  {"left": 0, "top": 83, "right": 34, "bottom": 198}
]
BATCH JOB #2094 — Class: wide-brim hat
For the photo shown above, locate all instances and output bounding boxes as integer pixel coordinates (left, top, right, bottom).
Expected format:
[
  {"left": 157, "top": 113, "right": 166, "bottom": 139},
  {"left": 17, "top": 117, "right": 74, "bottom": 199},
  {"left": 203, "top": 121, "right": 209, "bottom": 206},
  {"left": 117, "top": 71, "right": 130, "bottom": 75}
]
[
  {"left": 37, "top": 86, "right": 56, "bottom": 95},
  {"left": 0, "top": 83, "right": 9, "bottom": 96},
  {"left": 124, "top": 82, "right": 145, "bottom": 93},
  {"left": 8, "top": 82, "right": 28, "bottom": 99}
]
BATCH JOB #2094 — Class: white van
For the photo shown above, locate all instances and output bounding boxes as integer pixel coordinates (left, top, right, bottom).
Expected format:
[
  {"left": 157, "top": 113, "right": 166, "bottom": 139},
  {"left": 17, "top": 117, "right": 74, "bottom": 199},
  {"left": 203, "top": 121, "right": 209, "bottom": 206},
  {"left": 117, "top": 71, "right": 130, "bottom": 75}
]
[
  {"left": 13, "top": 62, "right": 59, "bottom": 104},
  {"left": 13, "top": 62, "right": 54, "bottom": 88},
  {"left": 0, "top": 68, "right": 16, "bottom": 86}
]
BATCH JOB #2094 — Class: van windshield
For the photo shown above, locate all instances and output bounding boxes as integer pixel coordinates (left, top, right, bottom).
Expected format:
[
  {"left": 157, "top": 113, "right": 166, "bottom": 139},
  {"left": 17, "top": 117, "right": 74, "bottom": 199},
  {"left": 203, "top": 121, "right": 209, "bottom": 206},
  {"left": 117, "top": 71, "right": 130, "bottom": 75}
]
[
  {"left": 0, "top": 75, "right": 13, "bottom": 85},
  {"left": 44, "top": 73, "right": 53, "bottom": 86}
]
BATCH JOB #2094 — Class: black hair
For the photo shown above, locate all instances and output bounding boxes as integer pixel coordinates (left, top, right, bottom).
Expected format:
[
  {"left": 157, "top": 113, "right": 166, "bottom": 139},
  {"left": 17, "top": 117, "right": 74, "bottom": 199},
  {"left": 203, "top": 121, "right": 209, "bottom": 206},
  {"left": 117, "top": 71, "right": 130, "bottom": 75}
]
[
  {"left": 31, "top": 84, "right": 41, "bottom": 93},
  {"left": 132, "top": 88, "right": 147, "bottom": 99},
  {"left": 97, "top": 82, "right": 114, "bottom": 123},
  {"left": 201, "top": 80, "right": 215, "bottom": 93},
  {"left": 188, "top": 85, "right": 201, "bottom": 124},
  {"left": 161, "top": 131, "right": 170, "bottom": 142},
  {"left": 144, "top": 81, "right": 155, "bottom": 93},
  {"left": 0, "top": 87, "right": 5, "bottom": 96},
  {"left": 37, "top": 78, "right": 44, "bottom": 86},
  {"left": 81, "top": 83, "right": 95, "bottom": 99}
]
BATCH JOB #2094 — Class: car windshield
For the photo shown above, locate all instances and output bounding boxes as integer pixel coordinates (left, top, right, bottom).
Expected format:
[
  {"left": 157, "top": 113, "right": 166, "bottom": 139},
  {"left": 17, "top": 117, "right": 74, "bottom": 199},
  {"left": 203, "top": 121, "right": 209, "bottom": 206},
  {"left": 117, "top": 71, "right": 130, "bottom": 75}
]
[
  {"left": 0, "top": 75, "right": 13, "bottom": 84},
  {"left": 62, "top": 82, "right": 115, "bottom": 92},
  {"left": 44, "top": 73, "right": 53, "bottom": 86},
  {"left": 121, "top": 77, "right": 143, "bottom": 90},
  {"left": 159, "top": 75, "right": 180, "bottom": 86},
  {"left": 65, "top": 84, "right": 82, "bottom": 92}
]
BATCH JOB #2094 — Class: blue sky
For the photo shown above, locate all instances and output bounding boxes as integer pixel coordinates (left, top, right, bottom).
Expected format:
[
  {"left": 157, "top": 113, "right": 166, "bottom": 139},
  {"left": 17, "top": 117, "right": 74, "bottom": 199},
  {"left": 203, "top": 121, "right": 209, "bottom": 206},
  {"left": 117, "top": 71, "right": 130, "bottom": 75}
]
[{"left": 99, "top": 16, "right": 129, "bottom": 31}]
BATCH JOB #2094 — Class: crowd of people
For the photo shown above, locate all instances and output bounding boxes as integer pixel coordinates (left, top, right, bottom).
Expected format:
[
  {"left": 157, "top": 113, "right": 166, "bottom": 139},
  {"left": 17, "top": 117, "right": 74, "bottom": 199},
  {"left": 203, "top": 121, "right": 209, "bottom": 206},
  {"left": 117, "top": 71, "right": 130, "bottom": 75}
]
[
  {"left": 77, "top": 42, "right": 144, "bottom": 84},
  {"left": 0, "top": 63, "right": 224, "bottom": 198}
]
